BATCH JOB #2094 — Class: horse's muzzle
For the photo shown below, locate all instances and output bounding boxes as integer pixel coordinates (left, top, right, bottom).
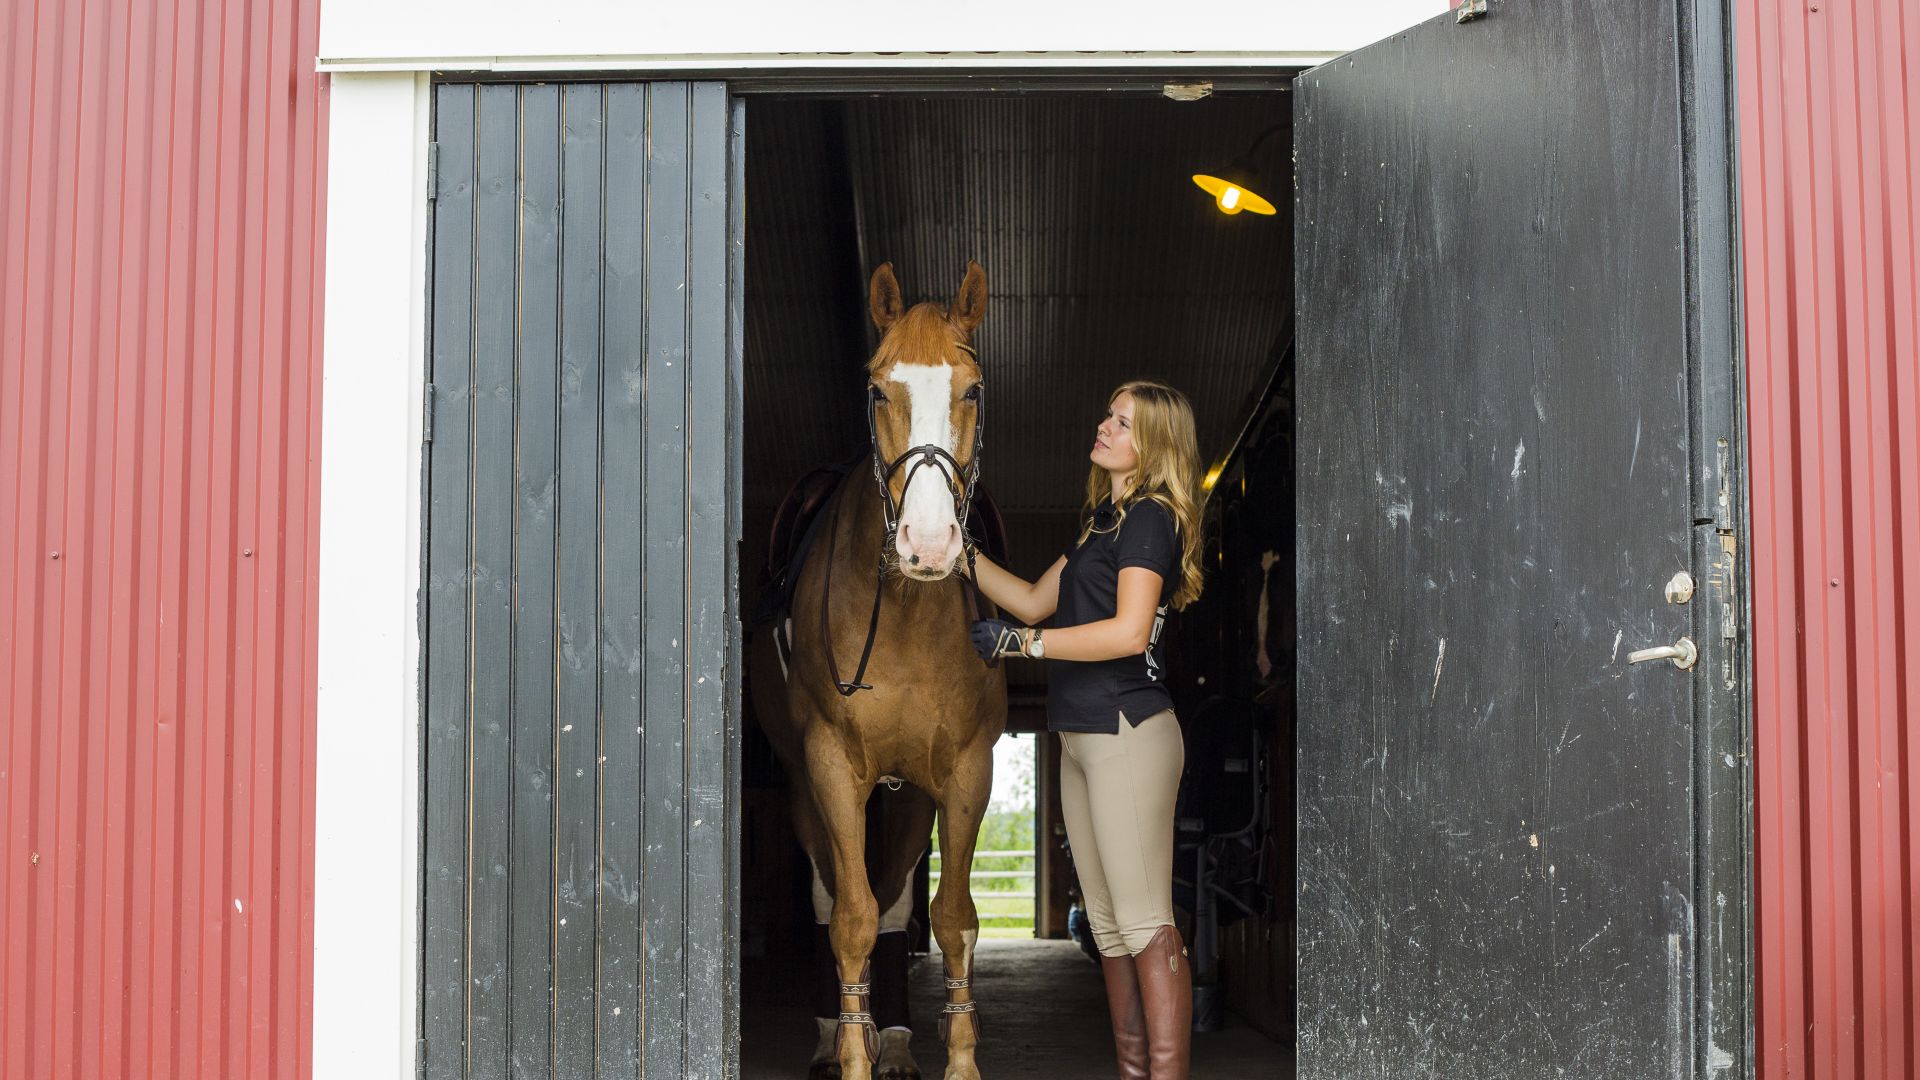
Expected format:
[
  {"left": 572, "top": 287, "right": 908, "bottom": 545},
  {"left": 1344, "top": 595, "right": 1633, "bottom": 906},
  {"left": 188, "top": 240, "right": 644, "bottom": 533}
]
[{"left": 896, "top": 520, "right": 961, "bottom": 578}]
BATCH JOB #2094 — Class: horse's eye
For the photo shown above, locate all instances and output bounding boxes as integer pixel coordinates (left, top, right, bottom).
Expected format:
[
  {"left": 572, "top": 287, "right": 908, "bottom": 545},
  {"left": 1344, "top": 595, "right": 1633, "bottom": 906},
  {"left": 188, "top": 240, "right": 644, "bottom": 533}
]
[
  {"left": 869, "top": 385, "right": 889, "bottom": 405},
  {"left": 963, "top": 384, "right": 982, "bottom": 402}
]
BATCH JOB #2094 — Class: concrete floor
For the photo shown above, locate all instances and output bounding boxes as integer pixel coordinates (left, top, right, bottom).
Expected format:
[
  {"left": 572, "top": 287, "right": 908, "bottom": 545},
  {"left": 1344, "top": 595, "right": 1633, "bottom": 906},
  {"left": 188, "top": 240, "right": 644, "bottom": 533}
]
[{"left": 741, "top": 938, "right": 1293, "bottom": 1079}]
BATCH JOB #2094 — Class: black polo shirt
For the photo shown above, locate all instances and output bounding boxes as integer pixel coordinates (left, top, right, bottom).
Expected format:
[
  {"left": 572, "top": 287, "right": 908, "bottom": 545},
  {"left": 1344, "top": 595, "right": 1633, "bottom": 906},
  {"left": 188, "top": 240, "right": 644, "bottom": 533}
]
[{"left": 1046, "top": 497, "right": 1180, "bottom": 734}]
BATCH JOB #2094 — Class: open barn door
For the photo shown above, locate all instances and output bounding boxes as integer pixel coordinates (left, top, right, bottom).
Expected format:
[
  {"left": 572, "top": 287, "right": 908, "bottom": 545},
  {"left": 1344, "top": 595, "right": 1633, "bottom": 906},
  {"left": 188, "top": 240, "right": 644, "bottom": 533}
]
[
  {"left": 419, "top": 82, "right": 743, "bottom": 1078},
  {"left": 1294, "top": 2, "right": 1746, "bottom": 1076}
]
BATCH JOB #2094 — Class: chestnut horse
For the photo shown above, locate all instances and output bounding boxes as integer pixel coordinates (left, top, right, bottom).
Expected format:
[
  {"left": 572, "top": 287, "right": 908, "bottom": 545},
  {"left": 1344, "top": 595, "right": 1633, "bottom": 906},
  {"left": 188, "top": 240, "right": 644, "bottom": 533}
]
[{"left": 752, "top": 263, "right": 1007, "bottom": 1080}]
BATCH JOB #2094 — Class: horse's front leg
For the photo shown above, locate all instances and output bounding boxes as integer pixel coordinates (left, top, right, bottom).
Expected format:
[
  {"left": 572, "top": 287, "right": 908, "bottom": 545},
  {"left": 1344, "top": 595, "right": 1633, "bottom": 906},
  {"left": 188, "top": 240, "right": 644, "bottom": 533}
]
[
  {"left": 870, "top": 784, "right": 937, "bottom": 1080},
  {"left": 929, "top": 743, "right": 994, "bottom": 1080},
  {"left": 807, "top": 736, "right": 882, "bottom": 1080}
]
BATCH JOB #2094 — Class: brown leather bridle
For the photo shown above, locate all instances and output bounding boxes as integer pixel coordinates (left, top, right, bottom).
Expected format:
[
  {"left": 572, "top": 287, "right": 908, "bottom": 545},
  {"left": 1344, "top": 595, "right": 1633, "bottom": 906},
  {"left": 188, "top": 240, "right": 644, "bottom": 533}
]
[{"left": 822, "top": 344, "right": 993, "bottom": 696}]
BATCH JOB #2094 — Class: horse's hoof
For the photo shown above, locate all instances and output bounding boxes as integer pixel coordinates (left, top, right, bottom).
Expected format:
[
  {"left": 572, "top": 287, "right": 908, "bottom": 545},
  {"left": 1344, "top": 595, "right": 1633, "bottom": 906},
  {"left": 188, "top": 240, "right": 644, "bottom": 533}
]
[
  {"left": 807, "top": 1064, "right": 842, "bottom": 1080},
  {"left": 877, "top": 1067, "right": 920, "bottom": 1080}
]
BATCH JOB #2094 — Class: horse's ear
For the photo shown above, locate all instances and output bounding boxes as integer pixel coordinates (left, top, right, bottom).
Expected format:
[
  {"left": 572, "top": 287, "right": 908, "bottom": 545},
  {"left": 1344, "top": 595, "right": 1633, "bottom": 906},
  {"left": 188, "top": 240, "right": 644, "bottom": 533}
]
[
  {"left": 869, "top": 263, "right": 905, "bottom": 331},
  {"left": 951, "top": 261, "right": 988, "bottom": 333}
]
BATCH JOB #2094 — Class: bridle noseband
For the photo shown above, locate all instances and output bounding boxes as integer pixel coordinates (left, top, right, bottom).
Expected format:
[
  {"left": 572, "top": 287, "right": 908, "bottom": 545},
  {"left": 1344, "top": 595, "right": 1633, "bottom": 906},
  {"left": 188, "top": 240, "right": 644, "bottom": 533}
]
[{"left": 823, "top": 342, "right": 994, "bottom": 696}]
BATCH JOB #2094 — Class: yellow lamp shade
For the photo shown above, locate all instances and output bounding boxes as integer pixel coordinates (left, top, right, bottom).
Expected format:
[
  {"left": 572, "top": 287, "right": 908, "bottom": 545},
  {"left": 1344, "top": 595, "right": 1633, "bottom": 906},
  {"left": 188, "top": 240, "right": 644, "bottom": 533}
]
[{"left": 1192, "top": 173, "right": 1277, "bottom": 216}]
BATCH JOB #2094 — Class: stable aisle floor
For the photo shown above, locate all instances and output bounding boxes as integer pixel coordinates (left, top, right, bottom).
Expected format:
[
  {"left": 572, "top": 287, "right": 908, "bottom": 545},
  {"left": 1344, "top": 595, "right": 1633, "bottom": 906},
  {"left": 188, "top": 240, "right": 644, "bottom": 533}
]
[{"left": 741, "top": 938, "right": 1292, "bottom": 1078}]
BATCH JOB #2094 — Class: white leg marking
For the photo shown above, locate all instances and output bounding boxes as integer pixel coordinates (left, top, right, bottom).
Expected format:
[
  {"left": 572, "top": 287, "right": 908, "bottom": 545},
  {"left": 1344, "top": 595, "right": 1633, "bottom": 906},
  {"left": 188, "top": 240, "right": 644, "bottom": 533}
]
[
  {"left": 958, "top": 927, "right": 978, "bottom": 977},
  {"left": 878, "top": 872, "right": 914, "bottom": 933},
  {"left": 809, "top": 855, "right": 833, "bottom": 924}
]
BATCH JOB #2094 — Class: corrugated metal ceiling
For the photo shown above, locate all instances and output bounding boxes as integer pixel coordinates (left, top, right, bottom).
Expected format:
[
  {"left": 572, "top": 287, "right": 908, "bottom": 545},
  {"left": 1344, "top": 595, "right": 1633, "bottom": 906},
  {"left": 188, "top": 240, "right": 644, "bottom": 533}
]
[{"left": 743, "top": 92, "right": 1294, "bottom": 522}]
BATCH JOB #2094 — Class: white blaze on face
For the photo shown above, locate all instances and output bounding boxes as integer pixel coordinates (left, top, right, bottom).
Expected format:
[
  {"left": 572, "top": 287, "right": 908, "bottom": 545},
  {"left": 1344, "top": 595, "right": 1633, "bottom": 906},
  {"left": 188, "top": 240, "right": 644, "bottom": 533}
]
[{"left": 890, "top": 361, "right": 964, "bottom": 576}]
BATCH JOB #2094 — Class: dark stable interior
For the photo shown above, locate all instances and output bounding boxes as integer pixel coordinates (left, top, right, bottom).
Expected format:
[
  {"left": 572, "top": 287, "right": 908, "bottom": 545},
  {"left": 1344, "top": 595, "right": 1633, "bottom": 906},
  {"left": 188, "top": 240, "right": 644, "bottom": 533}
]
[{"left": 737, "top": 89, "right": 1299, "bottom": 1077}]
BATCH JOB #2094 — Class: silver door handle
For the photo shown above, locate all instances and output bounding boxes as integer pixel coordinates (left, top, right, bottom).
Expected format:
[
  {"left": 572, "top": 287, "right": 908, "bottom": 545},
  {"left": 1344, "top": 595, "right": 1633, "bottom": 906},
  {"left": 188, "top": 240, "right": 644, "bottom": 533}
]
[{"left": 1627, "top": 637, "right": 1697, "bottom": 670}]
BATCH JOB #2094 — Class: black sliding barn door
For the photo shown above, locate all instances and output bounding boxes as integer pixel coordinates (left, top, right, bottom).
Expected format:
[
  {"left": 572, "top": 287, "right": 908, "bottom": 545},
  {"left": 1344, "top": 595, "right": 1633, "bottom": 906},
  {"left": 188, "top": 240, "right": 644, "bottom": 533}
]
[
  {"left": 1295, "top": 2, "right": 1744, "bottom": 1076},
  {"left": 421, "top": 82, "right": 742, "bottom": 1079}
]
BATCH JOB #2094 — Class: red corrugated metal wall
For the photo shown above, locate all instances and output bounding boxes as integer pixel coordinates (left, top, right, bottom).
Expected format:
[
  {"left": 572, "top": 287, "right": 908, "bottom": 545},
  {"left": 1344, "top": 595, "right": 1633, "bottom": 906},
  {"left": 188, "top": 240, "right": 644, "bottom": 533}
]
[
  {"left": 0, "top": 1, "right": 326, "bottom": 1078},
  {"left": 1738, "top": 0, "right": 1920, "bottom": 1077}
]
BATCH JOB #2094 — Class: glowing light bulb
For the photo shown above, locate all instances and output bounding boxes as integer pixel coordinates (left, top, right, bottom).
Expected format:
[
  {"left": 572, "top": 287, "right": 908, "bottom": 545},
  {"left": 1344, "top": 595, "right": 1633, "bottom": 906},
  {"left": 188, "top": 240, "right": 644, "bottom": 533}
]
[{"left": 1192, "top": 173, "right": 1276, "bottom": 216}]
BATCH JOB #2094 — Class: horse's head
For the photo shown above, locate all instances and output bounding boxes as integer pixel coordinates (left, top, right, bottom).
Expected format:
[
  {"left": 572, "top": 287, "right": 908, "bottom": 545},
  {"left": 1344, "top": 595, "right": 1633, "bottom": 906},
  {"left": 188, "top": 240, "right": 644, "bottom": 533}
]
[{"left": 865, "top": 261, "right": 988, "bottom": 582}]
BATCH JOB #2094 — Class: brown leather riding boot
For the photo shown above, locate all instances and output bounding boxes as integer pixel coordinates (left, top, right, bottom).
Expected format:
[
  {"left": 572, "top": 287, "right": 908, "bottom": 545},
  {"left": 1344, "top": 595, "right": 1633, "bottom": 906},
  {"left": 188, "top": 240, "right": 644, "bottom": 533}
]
[
  {"left": 1100, "top": 953, "right": 1149, "bottom": 1080},
  {"left": 1134, "top": 925, "right": 1192, "bottom": 1079}
]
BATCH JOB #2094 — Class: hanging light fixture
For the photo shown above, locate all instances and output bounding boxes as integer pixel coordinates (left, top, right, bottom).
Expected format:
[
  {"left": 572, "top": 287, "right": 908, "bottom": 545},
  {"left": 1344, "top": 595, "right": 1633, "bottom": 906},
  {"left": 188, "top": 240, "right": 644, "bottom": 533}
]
[{"left": 1192, "top": 123, "right": 1285, "bottom": 216}]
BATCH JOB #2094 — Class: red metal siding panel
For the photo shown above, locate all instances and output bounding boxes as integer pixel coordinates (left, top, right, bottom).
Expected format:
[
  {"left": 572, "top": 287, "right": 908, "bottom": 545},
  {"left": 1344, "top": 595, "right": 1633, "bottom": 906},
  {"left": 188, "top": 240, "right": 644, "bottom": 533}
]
[
  {"left": 1737, "top": 0, "right": 1920, "bottom": 1076},
  {"left": 0, "top": 2, "right": 327, "bottom": 1078}
]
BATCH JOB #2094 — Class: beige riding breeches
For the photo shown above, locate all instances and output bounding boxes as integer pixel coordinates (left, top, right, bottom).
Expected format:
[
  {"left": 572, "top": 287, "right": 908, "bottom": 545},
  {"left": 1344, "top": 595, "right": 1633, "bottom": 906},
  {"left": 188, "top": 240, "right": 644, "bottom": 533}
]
[{"left": 1058, "top": 709, "right": 1184, "bottom": 957}]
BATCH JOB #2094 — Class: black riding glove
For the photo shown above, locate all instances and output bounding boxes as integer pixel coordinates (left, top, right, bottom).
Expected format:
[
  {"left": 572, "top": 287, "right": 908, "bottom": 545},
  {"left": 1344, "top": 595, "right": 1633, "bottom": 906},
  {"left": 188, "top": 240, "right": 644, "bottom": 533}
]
[{"left": 969, "top": 619, "right": 1030, "bottom": 662}]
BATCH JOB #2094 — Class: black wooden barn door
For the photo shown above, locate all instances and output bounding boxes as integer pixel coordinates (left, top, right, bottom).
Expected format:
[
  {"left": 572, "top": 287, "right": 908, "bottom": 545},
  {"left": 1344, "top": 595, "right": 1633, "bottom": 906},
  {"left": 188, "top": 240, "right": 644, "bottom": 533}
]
[
  {"left": 1295, "top": 2, "right": 1746, "bottom": 1077},
  {"left": 421, "top": 82, "right": 742, "bottom": 1079}
]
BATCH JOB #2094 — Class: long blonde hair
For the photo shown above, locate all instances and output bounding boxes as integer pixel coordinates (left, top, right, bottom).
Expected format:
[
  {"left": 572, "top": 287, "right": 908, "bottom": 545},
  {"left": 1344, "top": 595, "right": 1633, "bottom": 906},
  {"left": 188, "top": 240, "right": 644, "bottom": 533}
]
[{"left": 1079, "top": 380, "right": 1206, "bottom": 610}]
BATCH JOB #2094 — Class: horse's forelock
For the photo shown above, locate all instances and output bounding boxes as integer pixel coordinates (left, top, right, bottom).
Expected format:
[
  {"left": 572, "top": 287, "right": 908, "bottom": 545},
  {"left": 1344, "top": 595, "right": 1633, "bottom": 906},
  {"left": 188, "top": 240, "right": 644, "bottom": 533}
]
[{"left": 868, "top": 303, "right": 980, "bottom": 379}]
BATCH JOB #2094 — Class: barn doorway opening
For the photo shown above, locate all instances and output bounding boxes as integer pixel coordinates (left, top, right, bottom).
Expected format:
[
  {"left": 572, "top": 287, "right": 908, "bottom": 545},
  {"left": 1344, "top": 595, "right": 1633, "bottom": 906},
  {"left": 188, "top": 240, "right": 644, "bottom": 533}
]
[{"left": 736, "top": 88, "right": 1299, "bottom": 1079}]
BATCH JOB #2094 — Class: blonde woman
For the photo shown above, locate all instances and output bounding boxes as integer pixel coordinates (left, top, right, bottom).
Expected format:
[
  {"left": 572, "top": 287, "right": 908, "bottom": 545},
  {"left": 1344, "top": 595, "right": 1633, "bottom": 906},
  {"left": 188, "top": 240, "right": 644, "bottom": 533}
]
[{"left": 967, "top": 380, "right": 1206, "bottom": 1080}]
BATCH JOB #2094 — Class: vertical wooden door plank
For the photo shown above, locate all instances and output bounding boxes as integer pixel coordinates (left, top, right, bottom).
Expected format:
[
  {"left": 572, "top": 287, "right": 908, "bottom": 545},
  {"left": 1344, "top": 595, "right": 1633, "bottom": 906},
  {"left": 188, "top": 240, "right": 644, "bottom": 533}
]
[
  {"left": 508, "top": 83, "right": 562, "bottom": 1080},
  {"left": 467, "top": 81, "right": 522, "bottom": 1080},
  {"left": 596, "top": 80, "right": 649, "bottom": 1080},
  {"left": 681, "top": 81, "right": 734, "bottom": 1073},
  {"left": 720, "top": 90, "right": 748, "bottom": 1078},
  {"left": 552, "top": 81, "right": 606, "bottom": 1080},
  {"left": 639, "top": 82, "right": 691, "bottom": 1080},
  {"left": 422, "top": 82, "right": 478, "bottom": 1080}
]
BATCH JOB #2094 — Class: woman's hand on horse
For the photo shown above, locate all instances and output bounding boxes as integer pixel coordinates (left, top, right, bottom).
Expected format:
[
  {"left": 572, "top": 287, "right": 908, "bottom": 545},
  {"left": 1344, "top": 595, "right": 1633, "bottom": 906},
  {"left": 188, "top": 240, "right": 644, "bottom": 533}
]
[{"left": 970, "top": 619, "right": 1033, "bottom": 662}]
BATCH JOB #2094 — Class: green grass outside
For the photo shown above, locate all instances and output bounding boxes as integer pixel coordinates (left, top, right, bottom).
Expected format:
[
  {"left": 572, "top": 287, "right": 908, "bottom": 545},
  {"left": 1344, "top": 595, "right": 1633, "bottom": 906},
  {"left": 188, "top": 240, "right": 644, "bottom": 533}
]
[{"left": 931, "top": 808, "right": 1036, "bottom": 934}]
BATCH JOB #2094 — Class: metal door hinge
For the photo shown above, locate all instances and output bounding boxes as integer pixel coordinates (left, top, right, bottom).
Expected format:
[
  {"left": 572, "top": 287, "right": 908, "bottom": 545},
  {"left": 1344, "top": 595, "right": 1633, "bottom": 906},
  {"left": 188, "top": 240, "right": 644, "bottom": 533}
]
[
  {"left": 423, "top": 382, "right": 435, "bottom": 443},
  {"left": 1714, "top": 533, "right": 1738, "bottom": 640},
  {"left": 1457, "top": 0, "right": 1488, "bottom": 22},
  {"left": 426, "top": 142, "right": 440, "bottom": 202},
  {"left": 1707, "top": 531, "right": 1740, "bottom": 690}
]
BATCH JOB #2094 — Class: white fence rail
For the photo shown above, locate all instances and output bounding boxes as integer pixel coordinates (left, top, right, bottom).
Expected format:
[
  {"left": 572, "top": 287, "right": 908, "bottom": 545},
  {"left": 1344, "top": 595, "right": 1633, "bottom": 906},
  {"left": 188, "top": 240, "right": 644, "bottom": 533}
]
[{"left": 929, "top": 849, "right": 1036, "bottom": 903}]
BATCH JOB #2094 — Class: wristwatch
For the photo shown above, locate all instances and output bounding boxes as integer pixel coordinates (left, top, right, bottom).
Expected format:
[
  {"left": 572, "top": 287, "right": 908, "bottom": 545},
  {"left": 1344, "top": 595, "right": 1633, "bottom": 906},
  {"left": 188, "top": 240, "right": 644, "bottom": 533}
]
[{"left": 1025, "top": 628, "right": 1045, "bottom": 659}]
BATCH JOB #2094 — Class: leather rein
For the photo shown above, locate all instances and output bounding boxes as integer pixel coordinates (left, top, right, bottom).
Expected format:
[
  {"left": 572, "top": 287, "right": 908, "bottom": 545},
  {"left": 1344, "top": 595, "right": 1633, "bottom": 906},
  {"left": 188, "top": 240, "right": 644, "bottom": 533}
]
[{"left": 821, "top": 343, "right": 994, "bottom": 696}]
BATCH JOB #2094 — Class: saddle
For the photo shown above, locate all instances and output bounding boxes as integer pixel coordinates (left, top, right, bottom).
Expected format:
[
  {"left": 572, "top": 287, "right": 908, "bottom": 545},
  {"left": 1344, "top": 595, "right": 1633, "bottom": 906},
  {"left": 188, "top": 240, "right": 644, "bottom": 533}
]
[{"left": 755, "top": 457, "right": 1009, "bottom": 679}]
